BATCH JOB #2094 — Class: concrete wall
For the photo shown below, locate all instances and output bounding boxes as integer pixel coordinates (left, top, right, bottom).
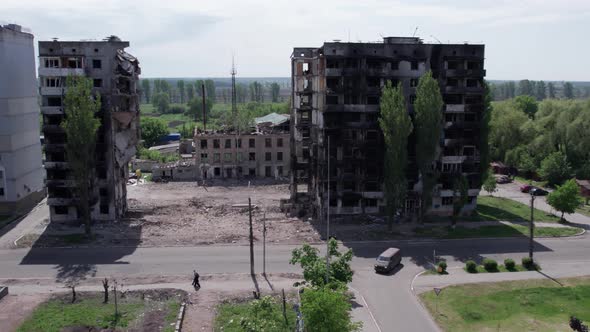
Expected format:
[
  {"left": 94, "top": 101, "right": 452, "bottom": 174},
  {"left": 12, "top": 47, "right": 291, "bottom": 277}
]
[{"left": 0, "top": 26, "right": 45, "bottom": 209}]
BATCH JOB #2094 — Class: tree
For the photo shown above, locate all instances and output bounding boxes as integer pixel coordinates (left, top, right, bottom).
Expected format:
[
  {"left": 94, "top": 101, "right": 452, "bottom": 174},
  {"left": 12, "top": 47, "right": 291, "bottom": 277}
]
[
  {"left": 451, "top": 175, "right": 469, "bottom": 226},
  {"left": 270, "top": 82, "right": 281, "bottom": 102},
  {"left": 506, "top": 81, "right": 516, "bottom": 98},
  {"left": 141, "top": 79, "right": 151, "bottom": 103},
  {"left": 547, "top": 179, "right": 582, "bottom": 221},
  {"left": 187, "top": 97, "right": 214, "bottom": 122},
  {"left": 195, "top": 80, "right": 204, "bottom": 97},
  {"left": 540, "top": 151, "right": 571, "bottom": 186},
  {"left": 563, "top": 82, "right": 574, "bottom": 99},
  {"left": 379, "top": 81, "right": 413, "bottom": 229},
  {"left": 140, "top": 117, "right": 168, "bottom": 148},
  {"left": 205, "top": 79, "right": 216, "bottom": 103},
  {"left": 290, "top": 238, "right": 353, "bottom": 288},
  {"left": 547, "top": 82, "right": 556, "bottom": 99},
  {"left": 514, "top": 95, "right": 538, "bottom": 119},
  {"left": 535, "top": 80, "right": 546, "bottom": 101},
  {"left": 414, "top": 71, "right": 443, "bottom": 221},
  {"left": 236, "top": 83, "right": 248, "bottom": 103},
  {"left": 301, "top": 287, "right": 362, "bottom": 332},
  {"left": 250, "top": 81, "right": 264, "bottom": 102},
  {"left": 517, "top": 79, "right": 534, "bottom": 96},
  {"left": 177, "top": 80, "right": 185, "bottom": 104},
  {"left": 483, "top": 171, "right": 497, "bottom": 196},
  {"left": 151, "top": 92, "right": 170, "bottom": 114},
  {"left": 62, "top": 76, "right": 101, "bottom": 237},
  {"left": 186, "top": 83, "right": 194, "bottom": 103}
]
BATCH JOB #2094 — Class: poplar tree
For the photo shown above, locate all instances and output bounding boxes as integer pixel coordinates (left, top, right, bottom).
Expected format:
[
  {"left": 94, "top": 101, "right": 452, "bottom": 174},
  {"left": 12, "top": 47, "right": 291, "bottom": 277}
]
[
  {"left": 62, "top": 76, "right": 101, "bottom": 237},
  {"left": 177, "top": 80, "right": 185, "bottom": 104},
  {"left": 414, "top": 71, "right": 443, "bottom": 221},
  {"left": 379, "top": 81, "right": 413, "bottom": 230}
]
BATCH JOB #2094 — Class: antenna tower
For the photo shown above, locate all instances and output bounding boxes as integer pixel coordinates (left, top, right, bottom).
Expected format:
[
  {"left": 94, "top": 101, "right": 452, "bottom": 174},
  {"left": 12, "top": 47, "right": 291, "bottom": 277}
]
[{"left": 231, "top": 56, "right": 237, "bottom": 117}]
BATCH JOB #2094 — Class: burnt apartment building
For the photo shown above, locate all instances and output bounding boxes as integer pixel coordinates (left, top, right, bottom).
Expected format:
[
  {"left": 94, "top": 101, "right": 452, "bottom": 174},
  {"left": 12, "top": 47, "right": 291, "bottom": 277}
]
[
  {"left": 193, "top": 113, "right": 291, "bottom": 180},
  {"left": 39, "top": 37, "right": 140, "bottom": 222},
  {"left": 291, "top": 37, "right": 485, "bottom": 218}
]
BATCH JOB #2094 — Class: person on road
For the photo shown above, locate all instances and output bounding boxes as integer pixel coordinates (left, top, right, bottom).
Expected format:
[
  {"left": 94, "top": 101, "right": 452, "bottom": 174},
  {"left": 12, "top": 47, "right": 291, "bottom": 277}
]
[{"left": 192, "top": 270, "right": 200, "bottom": 289}]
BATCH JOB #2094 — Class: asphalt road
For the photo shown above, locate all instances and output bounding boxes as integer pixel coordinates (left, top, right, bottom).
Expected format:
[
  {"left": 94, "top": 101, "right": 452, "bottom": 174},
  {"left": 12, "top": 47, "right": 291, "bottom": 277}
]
[{"left": 1, "top": 234, "right": 590, "bottom": 331}]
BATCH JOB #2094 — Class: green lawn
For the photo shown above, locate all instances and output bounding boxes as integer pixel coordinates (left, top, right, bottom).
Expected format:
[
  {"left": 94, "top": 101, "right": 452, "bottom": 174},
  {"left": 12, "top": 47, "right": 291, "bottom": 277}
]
[
  {"left": 18, "top": 292, "right": 181, "bottom": 332},
  {"left": 467, "top": 196, "right": 560, "bottom": 222},
  {"left": 413, "top": 224, "right": 581, "bottom": 239},
  {"left": 214, "top": 297, "right": 297, "bottom": 332},
  {"left": 420, "top": 277, "right": 590, "bottom": 331}
]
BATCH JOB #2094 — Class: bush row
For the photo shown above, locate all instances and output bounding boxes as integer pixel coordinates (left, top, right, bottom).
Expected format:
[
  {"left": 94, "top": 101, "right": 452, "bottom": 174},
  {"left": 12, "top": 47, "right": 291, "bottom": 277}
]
[{"left": 465, "top": 257, "right": 538, "bottom": 273}]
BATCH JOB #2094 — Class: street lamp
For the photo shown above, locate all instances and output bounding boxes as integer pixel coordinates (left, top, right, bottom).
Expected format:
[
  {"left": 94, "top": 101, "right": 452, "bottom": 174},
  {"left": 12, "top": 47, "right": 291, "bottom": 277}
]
[{"left": 529, "top": 189, "right": 536, "bottom": 262}]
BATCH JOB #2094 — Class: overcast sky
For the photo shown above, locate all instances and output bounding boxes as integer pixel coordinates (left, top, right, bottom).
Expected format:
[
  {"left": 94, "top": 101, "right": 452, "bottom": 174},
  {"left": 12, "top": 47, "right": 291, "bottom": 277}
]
[{"left": 4, "top": 0, "right": 590, "bottom": 80}]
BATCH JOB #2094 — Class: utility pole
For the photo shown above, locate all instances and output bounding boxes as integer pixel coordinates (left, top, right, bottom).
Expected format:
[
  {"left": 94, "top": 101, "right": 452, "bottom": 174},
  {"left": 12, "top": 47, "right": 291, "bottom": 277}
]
[
  {"left": 263, "top": 211, "right": 267, "bottom": 276},
  {"left": 529, "top": 191, "right": 535, "bottom": 261},
  {"left": 249, "top": 197, "right": 255, "bottom": 276},
  {"left": 201, "top": 83, "right": 207, "bottom": 131},
  {"left": 325, "top": 136, "right": 331, "bottom": 284}
]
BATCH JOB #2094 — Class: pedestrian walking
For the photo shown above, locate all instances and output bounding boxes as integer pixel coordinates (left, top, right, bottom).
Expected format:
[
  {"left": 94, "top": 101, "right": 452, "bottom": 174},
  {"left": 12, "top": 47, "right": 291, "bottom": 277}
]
[{"left": 192, "top": 270, "right": 200, "bottom": 289}]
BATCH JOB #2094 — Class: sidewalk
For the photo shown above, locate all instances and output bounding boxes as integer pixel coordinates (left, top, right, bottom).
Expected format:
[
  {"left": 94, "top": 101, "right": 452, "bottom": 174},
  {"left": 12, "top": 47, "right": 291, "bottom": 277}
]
[
  {"left": 412, "top": 262, "right": 590, "bottom": 294},
  {"left": 0, "top": 198, "right": 49, "bottom": 249}
]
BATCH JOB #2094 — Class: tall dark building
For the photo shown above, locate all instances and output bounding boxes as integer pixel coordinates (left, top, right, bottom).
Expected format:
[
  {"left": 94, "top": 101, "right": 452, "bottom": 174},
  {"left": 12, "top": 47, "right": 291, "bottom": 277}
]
[
  {"left": 290, "top": 37, "right": 486, "bottom": 220},
  {"left": 39, "top": 37, "right": 141, "bottom": 223}
]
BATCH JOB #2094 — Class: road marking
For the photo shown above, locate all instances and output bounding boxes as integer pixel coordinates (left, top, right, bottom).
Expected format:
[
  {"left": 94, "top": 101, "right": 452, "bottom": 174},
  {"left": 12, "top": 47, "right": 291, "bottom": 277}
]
[{"left": 349, "top": 286, "right": 382, "bottom": 332}]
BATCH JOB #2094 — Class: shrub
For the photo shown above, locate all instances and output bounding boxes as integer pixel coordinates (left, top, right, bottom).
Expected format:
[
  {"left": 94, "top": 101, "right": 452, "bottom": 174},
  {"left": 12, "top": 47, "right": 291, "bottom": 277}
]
[
  {"left": 522, "top": 257, "right": 535, "bottom": 270},
  {"left": 504, "top": 258, "right": 516, "bottom": 271},
  {"left": 168, "top": 105, "right": 186, "bottom": 114},
  {"left": 483, "top": 258, "right": 498, "bottom": 272},
  {"left": 465, "top": 260, "right": 477, "bottom": 273},
  {"left": 437, "top": 261, "right": 447, "bottom": 274}
]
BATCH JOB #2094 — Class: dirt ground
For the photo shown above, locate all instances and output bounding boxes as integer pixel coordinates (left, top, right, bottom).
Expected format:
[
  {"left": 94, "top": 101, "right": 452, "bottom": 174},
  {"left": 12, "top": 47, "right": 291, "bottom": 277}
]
[
  {"left": 0, "top": 293, "right": 49, "bottom": 332},
  {"left": 125, "top": 180, "right": 321, "bottom": 246}
]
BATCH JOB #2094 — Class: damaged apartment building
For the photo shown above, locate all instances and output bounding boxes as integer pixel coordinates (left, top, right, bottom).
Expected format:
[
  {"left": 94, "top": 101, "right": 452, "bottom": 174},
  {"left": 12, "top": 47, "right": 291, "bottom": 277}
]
[
  {"left": 291, "top": 37, "right": 485, "bottom": 218},
  {"left": 191, "top": 113, "right": 291, "bottom": 180},
  {"left": 39, "top": 36, "right": 140, "bottom": 222}
]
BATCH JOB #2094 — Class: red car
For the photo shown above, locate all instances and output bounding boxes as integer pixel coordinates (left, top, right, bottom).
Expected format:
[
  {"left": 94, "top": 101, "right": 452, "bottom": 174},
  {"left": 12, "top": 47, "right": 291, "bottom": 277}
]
[{"left": 520, "top": 184, "right": 534, "bottom": 193}]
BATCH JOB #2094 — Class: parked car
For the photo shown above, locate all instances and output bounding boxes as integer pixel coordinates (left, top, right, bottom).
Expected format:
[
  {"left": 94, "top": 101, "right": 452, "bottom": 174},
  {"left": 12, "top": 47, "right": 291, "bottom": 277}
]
[
  {"left": 531, "top": 188, "right": 549, "bottom": 196},
  {"left": 520, "top": 184, "right": 534, "bottom": 193},
  {"left": 496, "top": 175, "right": 512, "bottom": 184},
  {"left": 374, "top": 248, "right": 402, "bottom": 274}
]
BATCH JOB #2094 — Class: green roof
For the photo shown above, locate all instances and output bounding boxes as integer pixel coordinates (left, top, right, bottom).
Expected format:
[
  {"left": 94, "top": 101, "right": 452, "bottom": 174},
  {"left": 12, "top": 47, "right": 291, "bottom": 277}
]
[{"left": 254, "top": 112, "right": 290, "bottom": 126}]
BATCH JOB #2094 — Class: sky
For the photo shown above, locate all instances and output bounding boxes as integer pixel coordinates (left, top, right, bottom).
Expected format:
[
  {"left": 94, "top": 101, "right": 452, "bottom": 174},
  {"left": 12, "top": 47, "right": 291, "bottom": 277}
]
[{"left": 3, "top": 0, "right": 590, "bottom": 81}]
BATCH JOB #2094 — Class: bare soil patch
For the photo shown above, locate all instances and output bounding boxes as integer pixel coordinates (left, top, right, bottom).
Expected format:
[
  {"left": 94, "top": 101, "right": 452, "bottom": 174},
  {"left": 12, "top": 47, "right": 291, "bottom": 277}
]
[
  {"left": 25, "top": 180, "right": 320, "bottom": 248},
  {"left": 0, "top": 293, "right": 50, "bottom": 332}
]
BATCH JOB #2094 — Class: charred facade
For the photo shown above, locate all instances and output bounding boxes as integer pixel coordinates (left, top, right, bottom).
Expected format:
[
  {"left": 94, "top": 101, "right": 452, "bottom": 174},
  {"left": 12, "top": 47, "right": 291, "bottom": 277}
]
[
  {"left": 39, "top": 37, "right": 140, "bottom": 223},
  {"left": 290, "top": 37, "right": 485, "bottom": 219}
]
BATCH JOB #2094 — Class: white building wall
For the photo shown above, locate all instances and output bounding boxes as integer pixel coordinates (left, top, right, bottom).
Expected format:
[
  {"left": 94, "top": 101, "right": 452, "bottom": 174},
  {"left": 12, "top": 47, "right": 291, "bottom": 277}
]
[{"left": 0, "top": 26, "right": 44, "bottom": 204}]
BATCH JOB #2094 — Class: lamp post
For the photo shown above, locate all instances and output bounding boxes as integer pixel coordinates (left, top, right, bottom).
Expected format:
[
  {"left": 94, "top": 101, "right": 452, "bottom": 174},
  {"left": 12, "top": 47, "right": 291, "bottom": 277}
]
[{"left": 529, "top": 189, "right": 536, "bottom": 262}]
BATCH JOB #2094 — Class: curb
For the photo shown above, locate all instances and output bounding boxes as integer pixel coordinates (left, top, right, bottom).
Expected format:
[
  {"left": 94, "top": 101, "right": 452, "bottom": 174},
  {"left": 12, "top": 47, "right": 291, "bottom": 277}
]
[
  {"left": 174, "top": 302, "right": 186, "bottom": 332},
  {"left": 0, "top": 286, "right": 8, "bottom": 300}
]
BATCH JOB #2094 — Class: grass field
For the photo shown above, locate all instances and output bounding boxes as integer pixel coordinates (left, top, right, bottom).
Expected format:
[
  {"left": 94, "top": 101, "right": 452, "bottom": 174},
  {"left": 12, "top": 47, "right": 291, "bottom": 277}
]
[
  {"left": 462, "top": 196, "right": 559, "bottom": 222},
  {"left": 414, "top": 223, "right": 581, "bottom": 239},
  {"left": 420, "top": 277, "right": 590, "bottom": 331},
  {"left": 214, "top": 297, "right": 297, "bottom": 332},
  {"left": 18, "top": 291, "right": 182, "bottom": 332}
]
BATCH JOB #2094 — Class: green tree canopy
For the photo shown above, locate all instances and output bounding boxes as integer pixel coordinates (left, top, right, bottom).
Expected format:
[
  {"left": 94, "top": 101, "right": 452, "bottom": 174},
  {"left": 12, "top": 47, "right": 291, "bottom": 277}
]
[
  {"left": 301, "top": 287, "right": 362, "bottom": 332},
  {"left": 563, "top": 82, "right": 574, "bottom": 99},
  {"left": 483, "top": 171, "right": 497, "bottom": 196},
  {"left": 379, "top": 81, "right": 412, "bottom": 228},
  {"left": 140, "top": 117, "right": 168, "bottom": 148},
  {"left": 177, "top": 80, "right": 185, "bottom": 104},
  {"left": 547, "top": 179, "right": 582, "bottom": 221},
  {"left": 514, "top": 95, "right": 538, "bottom": 119},
  {"left": 414, "top": 71, "right": 443, "bottom": 220},
  {"left": 540, "top": 151, "right": 572, "bottom": 186},
  {"left": 451, "top": 175, "right": 469, "bottom": 226},
  {"left": 187, "top": 97, "right": 214, "bottom": 122},
  {"left": 270, "top": 82, "right": 281, "bottom": 102},
  {"left": 151, "top": 92, "right": 170, "bottom": 114},
  {"left": 141, "top": 79, "right": 151, "bottom": 103},
  {"left": 62, "top": 76, "right": 101, "bottom": 236},
  {"left": 290, "top": 238, "right": 353, "bottom": 288}
]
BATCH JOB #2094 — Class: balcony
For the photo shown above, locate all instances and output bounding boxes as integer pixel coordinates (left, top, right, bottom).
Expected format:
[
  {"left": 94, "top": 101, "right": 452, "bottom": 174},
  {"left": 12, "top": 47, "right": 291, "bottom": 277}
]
[
  {"left": 325, "top": 68, "right": 343, "bottom": 76},
  {"left": 47, "top": 197, "right": 76, "bottom": 206},
  {"left": 324, "top": 104, "right": 379, "bottom": 113},
  {"left": 44, "top": 143, "right": 66, "bottom": 152},
  {"left": 441, "top": 155, "right": 467, "bottom": 163},
  {"left": 43, "top": 124, "right": 65, "bottom": 133},
  {"left": 40, "top": 87, "right": 65, "bottom": 96},
  {"left": 41, "top": 107, "right": 64, "bottom": 115},
  {"left": 44, "top": 161, "right": 69, "bottom": 169},
  {"left": 46, "top": 179, "right": 76, "bottom": 187},
  {"left": 39, "top": 67, "right": 85, "bottom": 77},
  {"left": 445, "top": 104, "right": 465, "bottom": 113},
  {"left": 444, "top": 86, "right": 464, "bottom": 94}
]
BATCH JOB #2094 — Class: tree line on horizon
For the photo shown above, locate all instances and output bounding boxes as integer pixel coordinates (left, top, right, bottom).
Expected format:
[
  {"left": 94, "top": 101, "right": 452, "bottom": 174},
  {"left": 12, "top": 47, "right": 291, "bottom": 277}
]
[{"left": 490, "top": 79, "right": 590, "bottom": 101}]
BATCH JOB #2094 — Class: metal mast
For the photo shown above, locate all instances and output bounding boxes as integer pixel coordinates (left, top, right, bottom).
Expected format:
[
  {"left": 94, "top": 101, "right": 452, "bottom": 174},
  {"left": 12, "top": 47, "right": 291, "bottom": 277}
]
[{"left": 231, "top": 56, "right": 237, "bottom": 117}]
